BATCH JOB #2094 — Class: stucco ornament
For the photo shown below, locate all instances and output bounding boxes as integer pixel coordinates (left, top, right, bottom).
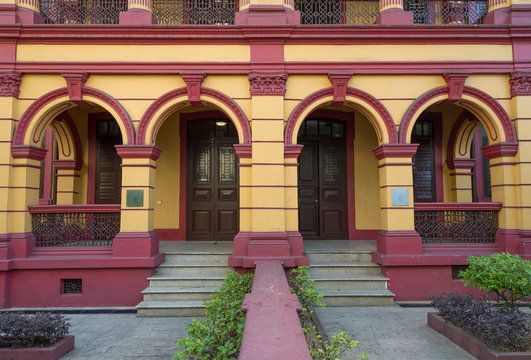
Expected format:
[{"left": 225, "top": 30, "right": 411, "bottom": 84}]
[
  {"left": 0, "top": 72, "right": 21, "bottom": 98},
  {"left": 510, "top": 71, "right": 531, "bottom": 97},
  {"left": 249, "top": 72, "right": 288, "bottom": 96}
]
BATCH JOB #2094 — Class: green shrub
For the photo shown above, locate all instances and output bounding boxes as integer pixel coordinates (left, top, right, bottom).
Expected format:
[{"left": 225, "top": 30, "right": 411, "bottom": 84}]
[
  {"left": 460, "top": 252, "right": 531, "bottom": 308},
  {"left": 173, "top": 271, "right": 253, "bottom": 360},
  {"left": 288, "top": 266, "right": 368, "bottom": 360}
]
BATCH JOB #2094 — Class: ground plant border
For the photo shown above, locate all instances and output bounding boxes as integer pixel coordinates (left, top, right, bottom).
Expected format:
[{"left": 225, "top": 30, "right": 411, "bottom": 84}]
[
  {"left": 428, "top": 313, "right": 531, "bottom": 360},
  {"left": 0, "top": 335, "right": 75, "bottom": 360}
]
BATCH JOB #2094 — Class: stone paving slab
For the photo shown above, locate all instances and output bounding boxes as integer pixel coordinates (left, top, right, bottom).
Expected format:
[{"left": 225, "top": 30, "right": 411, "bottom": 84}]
[{"left": 315, "top": 306, "right": 476, "bottom": 360}]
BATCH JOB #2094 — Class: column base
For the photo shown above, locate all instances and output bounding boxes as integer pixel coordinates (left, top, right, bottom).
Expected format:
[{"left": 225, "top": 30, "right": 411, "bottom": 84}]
[
  {"left": 521, "top": 230, "right": 531, "bottom": 257},
  {"left": 112, "top": 231, "right": 160, "bottom": 257},
  {"left": 8, "top": 232, "right": 35, "bottom": 258},
  {"left": 496, "top": 229, "right": 521, "bottom": 253},
  {"left": 228, "top": 231, "right": 308, "bottom": 268},
  {"left": 16, "top": 7, "right": 42, "bottom": 24},
  {"left": 235, "top": 5, "right": 300, "bottom": 26},
  {"left": 374, "top": 9, "right": 413, "bottom": 25},
  {"left": 376, "top": 230, "right": 422, "bottom": 255},
  {"left": 119, "top": 9, "right": 156, "bottom": 25},
  {"left": 483, "top": 7, "right": 510, "bottom": 25}
]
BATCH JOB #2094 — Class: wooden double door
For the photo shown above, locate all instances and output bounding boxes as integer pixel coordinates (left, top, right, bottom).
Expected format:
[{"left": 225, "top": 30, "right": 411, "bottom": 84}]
[
  {"left": 187, "top": 119, "right": 239, "bottom": 240},
  {"left": 298, "top": 119, "right": 348, "bottom": 239}
]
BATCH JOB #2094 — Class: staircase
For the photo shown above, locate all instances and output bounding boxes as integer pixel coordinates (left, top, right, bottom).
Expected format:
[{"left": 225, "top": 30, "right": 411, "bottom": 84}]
[
  {"left": 136, "top": 243, "right": 232, "bottom": 317},
  {"left": 307, "top": 248, "right": 395, "bottom": 306}
]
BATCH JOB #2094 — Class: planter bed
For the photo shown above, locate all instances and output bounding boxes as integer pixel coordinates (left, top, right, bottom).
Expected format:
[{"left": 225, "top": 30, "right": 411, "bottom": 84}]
[
  {"left": 0, "top": 335, "right": 74, "bottom": 360},
  {"left": 428, "top": 313, "right": 530, "bottom": 360}
]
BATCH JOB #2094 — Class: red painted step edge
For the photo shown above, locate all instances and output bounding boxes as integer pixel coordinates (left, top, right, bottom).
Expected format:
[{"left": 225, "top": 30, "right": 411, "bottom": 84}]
[
  {"left": 0, "top": 335, "right": 74, "bottom": 360},
  {"left": 427, "top": 313, "right": 530, "bottom": 360},
  {"left": 239, "top": 261, "right": 311, "bottom": 360}
]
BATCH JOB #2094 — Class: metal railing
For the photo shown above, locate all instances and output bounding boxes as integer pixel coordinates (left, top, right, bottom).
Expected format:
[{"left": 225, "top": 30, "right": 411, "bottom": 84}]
[
  {"left": 40, "top": 0, "right": 127, "bottom": 24},
  {"left": 295, "top": 0, "right": 379, "bottom": 25},
  {"left": 29, "top": 205, "right": 120, "bottom": 247},
  {"left": 414, "top": 203, "right": 501, "bottom": 244},
  {"left": 403, "top": 0, "right": 487, "bottom": 25},
  {"left": 153, "top": 0, "right": 238, "bottom": 25}
]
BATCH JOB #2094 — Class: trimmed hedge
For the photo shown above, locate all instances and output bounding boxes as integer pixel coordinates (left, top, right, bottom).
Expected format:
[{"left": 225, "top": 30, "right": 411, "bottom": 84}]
[{"left": 0, "top": 312, "right": 70, "bottom": 348}]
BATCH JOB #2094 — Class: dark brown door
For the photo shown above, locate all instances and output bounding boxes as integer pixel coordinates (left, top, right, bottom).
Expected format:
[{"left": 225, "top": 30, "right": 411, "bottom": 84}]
[
  {"left": 298, "top": 119, "right": 348, "bottom": 240},
  {"left": 95, "top": 120, "right": 122, "bottom": 204},
  {"left": 187, "top": 119, "right": 238, "bottom": 240}
]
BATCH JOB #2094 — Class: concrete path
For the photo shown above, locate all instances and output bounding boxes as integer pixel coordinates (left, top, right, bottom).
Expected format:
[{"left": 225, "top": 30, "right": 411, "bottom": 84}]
[
  {"left": 59, "top": 306, "right": 477, "bottom": 360},
  {"left": 315, "top": 306, "right": 476, "bottom": 360}
]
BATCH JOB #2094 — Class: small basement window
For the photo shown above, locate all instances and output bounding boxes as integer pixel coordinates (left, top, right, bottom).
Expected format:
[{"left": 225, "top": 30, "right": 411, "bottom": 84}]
[
  {"left": 62, "top": 279, "right": 82, "bottom": 294},
  {"left": 452, "top": 266, "right": 468, "bottom": 280}
]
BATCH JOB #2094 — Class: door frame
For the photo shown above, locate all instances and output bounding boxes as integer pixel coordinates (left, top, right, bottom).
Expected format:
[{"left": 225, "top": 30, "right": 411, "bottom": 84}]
[{"left": 177, "top": 110, "right": 236, "bottom": 241}]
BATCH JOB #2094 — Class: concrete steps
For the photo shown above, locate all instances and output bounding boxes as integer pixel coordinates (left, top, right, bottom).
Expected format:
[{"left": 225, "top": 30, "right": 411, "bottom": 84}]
[
  {"left": 307, "top": 250, "right": 395, "bottom": 306},
  {"left": 136, "top": 249, "right": 231, "bottom": 317}
]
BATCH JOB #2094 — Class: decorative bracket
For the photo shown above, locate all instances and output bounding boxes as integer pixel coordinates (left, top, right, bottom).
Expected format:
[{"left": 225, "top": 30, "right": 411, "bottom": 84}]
[
  {"left": 443, "top": 72, "right": 470, "bottom": 102},
  {"left": 0, "top": 72, "right": 21, "bottom": 98},
  {"left": 328, "top": 72, "right": 352, "bottom": 106},
  {"left": 62, "top": 73, "right": 89, "bottom": 106},
  {"left": 181, "top": 73, "right": 206, "bottom": 107}
]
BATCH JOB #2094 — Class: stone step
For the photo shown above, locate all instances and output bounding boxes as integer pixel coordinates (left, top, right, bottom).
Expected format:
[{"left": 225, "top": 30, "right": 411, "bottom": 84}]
[
  {"left": 309, "top": 262, "right": 382, "bottom": 276},
  {"left": 147, "top": 275, "right": 226, "bottom": 288},
  {"left": 142, "top": 287, "right": 219, "bottom": 301},
  {"left": 155, "top": 264, "right": 232, "bottom": 276},
  {"left": 163, "top": 253, "right": 230, "bottom": 265},
  {"left": 307, "top": 251, "right": 373, "bottom": 263},
  {"left": 312, "top": 275, "right": 389, "bottom": 291},
  {"left": 321, "top": 290, "right": 395, "bottom": 307},
  {"left": 136, "top": 300, "right": 205, "bottom": 317}
]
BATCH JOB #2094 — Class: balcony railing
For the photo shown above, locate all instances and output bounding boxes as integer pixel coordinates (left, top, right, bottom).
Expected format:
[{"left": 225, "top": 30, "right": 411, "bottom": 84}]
[
  {"left": 295, "top": 0, "right": 379, "bottom": 25},
  {"left": 29, "top": 205, "right": 120, "bottom": 247},
  {"left": 414, "top": 202, "right": 501, "bottom": 244},
  {"left": 40, "top": 0, "right": 127, "bottom": 24},
  {"left": 403, "top": 0, "right": 487, "bottom": 25},
  {"left": 153, "top": 0, "right": 238, "bottom": 25}
]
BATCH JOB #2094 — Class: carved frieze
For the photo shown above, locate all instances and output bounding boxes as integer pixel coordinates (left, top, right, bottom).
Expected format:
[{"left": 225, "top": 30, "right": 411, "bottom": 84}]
[
  {"left": 510, "top": 72, "right": 531, "bottom": 97},
  {"left": 0, "top": 72, "right": 21, "bottom": 98},
  {"left": 249, "top": 72, "right": 287, "bottom": 96}
]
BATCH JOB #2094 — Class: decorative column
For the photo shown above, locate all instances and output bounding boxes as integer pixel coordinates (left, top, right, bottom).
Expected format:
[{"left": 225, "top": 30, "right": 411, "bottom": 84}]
[
  {"left": 113, "top": 145, "right": 162, "bottom": 258},
  {"left": 484, "top": 0, "right": 511, "bottom": 24},
  {"left": 372, "top": 144, "right": 422, "bottom": 256},
  {"left": 235, "top": 0, "right": 300, "bottom": 25},
  {"left": 447, "top": 159, "right": 475, "bottom": 203},
  {"left": 374, "top": 0, "right": 413, "bottom": 25},
  {"left": 482, "top": 143, "right": 519, "bottom": 252},
  {"left": 15, "top": 0, "right": 42, "bottom": 24},
  {"left": 119, "top": 0, "right": 155, "bottom": 25}
]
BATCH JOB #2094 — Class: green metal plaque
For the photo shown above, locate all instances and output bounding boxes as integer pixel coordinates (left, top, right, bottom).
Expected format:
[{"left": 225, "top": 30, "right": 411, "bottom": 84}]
[{"left": 126, "top": 190, "right": 144, "bottom": 207}]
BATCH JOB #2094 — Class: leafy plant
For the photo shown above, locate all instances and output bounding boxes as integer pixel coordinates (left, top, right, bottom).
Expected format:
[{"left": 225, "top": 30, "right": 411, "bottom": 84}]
[
  {"left": 0, "top": 312, "right": 70, "bottom": 348},
  {"left": 288, "top": 266, "right": 368, "bottom": 360},
  {"left": 460, "top": 253, "right": 531, "bottom": 308},
  {"left": 432, "top": 292, "right": 530, "bottom": 352},
  {"left": 173, "top": 271, "right": 253, "bottom": 360}
]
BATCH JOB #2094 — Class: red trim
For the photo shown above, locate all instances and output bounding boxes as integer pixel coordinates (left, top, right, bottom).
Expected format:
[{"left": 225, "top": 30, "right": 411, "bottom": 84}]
[
  {"left": 285, "top": 87, "right": 397, "bottom": 144},
  {"left": 377, "top": 162, "right": 414, "bottom": 168},
  {"left": 181, "top": 72, "right": 206, "bottom": 106},
  {"left": 11, "top": 145, "right": 47, "bottom": 161},
  {"left": 120, "top": 164, "right": 156, "bottom": 169},
  {"left": 13, "top": 87, "right": 135, "bottom": 146},
  {"left": 53, "top": 159, "right": 76, "bottom": 170},
  {"left": 0, "top": 335, "right": 74, "bottom": 360},
  {"left": 328, "top": 72, "right": 352, "bottom": 106},
  {"left": 154, "top": 229, "right": 185, "bottom": 241},
  {"left": 284, "top": 144, "right": 303, "bottom": 159},
  {"left": 373, "top": 144, "right": 419, "bottom": 160},
  {"left": 62, "top": 72, "right": 88, "bottom": 101},
  {"left": 442, "top": 72, "right": 470, "bottom": 101},
  {"left": 446, "top": 111, "right": 476, "bottom": 170},
  {"left": 56, "top": 112, "right": 83, "bottom": 171},
  {"left": 414, "top": 202, "right": 502, "bottom": 211},
  {"left": 433, "top": 113, "right": 444, "bottom": 202},
  {"left": 41, "top": 127, "right": 53, "bottom": 204},
  {"left": 481, "top": 142, "right": 519, "bottom": 159},
  {"left": 115, "top": 145, "right": 162, "bottom": 160},
  {"left": 453, "top": 159, "right": 476, "bottom": 169},
  {"left": 234, "top": 144, "right": 252, "bottom": 159},
  {"left": 28, "top": 204, "right": 120, "bottom": 213},
  {"left": 399, "top": 86, "right": 517, "bottom": 144},
  {"left": 249, "top": 72, "right": 287, "bottom": 96},
  {"left": 137, "top": 87, "right": 251, "bottom": 144}
]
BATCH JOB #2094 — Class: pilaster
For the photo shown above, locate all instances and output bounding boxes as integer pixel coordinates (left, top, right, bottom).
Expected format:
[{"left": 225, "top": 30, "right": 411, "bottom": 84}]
[
  {"left": 235, "top": 0, "right": 300, "bottom": 25},
  {"left": 119, "top": 0, "right": 156, "bottom": 25},
  {"left": 374, "top": 0, "right": 413, "bottom": 25}
]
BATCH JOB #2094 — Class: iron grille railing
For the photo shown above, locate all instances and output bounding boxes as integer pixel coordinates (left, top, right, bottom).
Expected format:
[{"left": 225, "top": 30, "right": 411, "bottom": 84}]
[
  {"left": 295, "top": 0, "right": 379, "bottom": 25},
  {"left": 30, "top": 205, "right": 120, "bottom": 247},
  {"left": 403, "top": 0, "right": 487, "bottom": 25},
  {"left": 40, "top": 0, "right": 127, "bottom": 24},
  {"left": 153, "top": 0, "right": 238, "bottom": 25},
  {"left": 414, "top": 203, "right": 501, "bottom": 244}
]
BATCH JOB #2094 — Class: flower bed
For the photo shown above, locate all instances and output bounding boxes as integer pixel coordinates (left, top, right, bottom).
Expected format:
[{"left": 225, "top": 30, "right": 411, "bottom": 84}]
[{"left": 0, "top": 335, "right": 74, "bottom": 360}]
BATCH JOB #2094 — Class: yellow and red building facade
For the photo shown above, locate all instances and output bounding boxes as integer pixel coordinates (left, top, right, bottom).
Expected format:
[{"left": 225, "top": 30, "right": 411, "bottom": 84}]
[{"left": 0, "top": 0, "right": 530, "bottom": 307}]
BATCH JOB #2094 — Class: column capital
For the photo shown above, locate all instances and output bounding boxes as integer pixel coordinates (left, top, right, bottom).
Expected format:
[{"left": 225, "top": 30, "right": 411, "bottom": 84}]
[
  {"left": 284, "top": 144, "right": 303, "bottom": 159},
  {"left": 115, "top": 145, "right": 162, "bottom": 160},
  {"left": 0, "top": 71, "right": 21, "bottom": 98},
  {"left": 11, "top": 145, "right": 47, "bottom": 161},
  {"left": 234, "top": 144, "right": 252, "bottom": 159},
  {"left": 447, "top": 158, "right": 476, "bottom": 170},
  {"left": 481, "top": 142, "right": 518, "bottom": 159},
  {"left": 373, "top": 144, "right": 419, "bottom": 160}
]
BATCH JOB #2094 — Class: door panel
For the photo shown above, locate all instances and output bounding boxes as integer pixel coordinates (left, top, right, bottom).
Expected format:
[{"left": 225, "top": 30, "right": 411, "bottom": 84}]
[
  {"left": 187, "top": 120, "right": 238, "bottom": 240},
  {"left": 95, "top": 121, "right": 122, "bottom": 204}
]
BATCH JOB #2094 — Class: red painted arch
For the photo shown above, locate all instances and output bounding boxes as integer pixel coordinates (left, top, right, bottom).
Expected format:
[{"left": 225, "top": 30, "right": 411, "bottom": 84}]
[
  {"left": 399, "top": 86, "right": 516, "bottom": 144},
  {"left": 284, "top": 87, "right": 397, "bottom": 144},
  {"left": 52, "top": 112, "right": 83, "bottom": 171},
  {"left": 13, "top": 87, "right": 135, "bottom": 147},
  {"left": 137, "top": 87, "right": 251, "bottom": 145},
  {"left": 446, "top": 110, "right": 480, "bottom": 170}
]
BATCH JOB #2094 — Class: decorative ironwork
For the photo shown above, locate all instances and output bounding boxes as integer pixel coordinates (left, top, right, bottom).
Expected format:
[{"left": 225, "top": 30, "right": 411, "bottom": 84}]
[
  {"left": 218, "top": 144, "right": 236, "bottom": 184},
  {"left": 403, "top": 0, "right": 487, "bottom": 25},
  {"left": 194, "top": 143, "right": 211, "bottom": 183},
  {"left": 32, "top": 211, "right": 120, "bottom": 247},
  {"left": 414, "top": 209, "right": 498, "bottom": 243},
  {"left": 153, "top": 0, "right": 237, "bottom": 25},
  {"left": 40, "top": 0, "right": 128, "bottom": 24},
  {"left": 62, "top": 279, "right": 82, "bottom": 294},
  {"left": 295, "top": 0, "right": 379, "bottom": 25}
]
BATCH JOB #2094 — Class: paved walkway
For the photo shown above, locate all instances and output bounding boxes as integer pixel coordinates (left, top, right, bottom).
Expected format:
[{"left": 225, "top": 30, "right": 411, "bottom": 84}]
[{"left": 60, "top": 306, "right": 477, "bottom": 360}]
